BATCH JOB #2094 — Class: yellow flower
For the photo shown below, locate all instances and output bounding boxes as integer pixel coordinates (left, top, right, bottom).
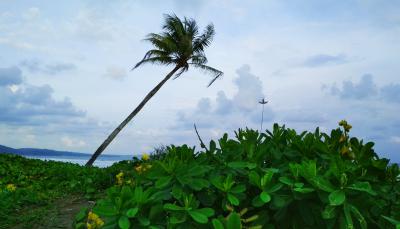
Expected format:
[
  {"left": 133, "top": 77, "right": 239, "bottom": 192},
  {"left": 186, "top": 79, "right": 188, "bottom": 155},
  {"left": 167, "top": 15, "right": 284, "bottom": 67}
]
[
  {"left": 344, "top": 124, "right": 352, "bottom": 132},
  {"left": 95, "top": 218, "right": 104, "bottom": 227},
  {"left": 339, "top": 120, "right": 347, "bottom": 127},
  {"left": 142, "top": 153, "right": 150, "bottom": 161},
  {"left": 340, "top": 146, "right": 349, "bottom": 156},
  {"left": 135, "top": 165, "right": 142, "bottom": 173},
  {"left": 87, "top": 211, "right": 104, "bottom": 228},
  {"left": 135, "top": 163, "right": 152, "bottom": 174},
  {"left": 339, "top": 135, "right": 346, "bottom": 143},
  {"left": 116, "top": 172, "right": 124, "bottom": 185},
  {"left": 339, "top": 120, "right": 352, "bottom": 132},
  {"left": 116, "top": 172, "right": 124, "bottom": 179},
  {"left": 6, "top": 184, "right": 16, "bottom": 192}
]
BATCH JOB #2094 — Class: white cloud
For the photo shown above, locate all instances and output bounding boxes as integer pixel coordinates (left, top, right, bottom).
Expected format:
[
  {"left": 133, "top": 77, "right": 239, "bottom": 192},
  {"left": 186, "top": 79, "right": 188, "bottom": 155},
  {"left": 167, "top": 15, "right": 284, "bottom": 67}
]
[
  {"left": 24, "top": 134, "right": 37, "bottom": 144},
  {"left": 0, "top": 1, "right": 399, "bottom": 162},
  {"left": 0, "top": 38, "right": 36, "bottom": 50},
  {"left": 73, "top": 9, "right": 115, "bottom": 41},
  {"left": 20, "top": 59, "right": 76, "bottom": 75},
  {"left": 303, "top": 54, "right": 348, "bottom": 67},
  {"left": 103, "top": 66, "right": 128, "bottom": 81},
  {"left": 175, "top": 65, "right": 274, "bottom": 131},
  {"left": 61, "top": 136, "right": 86, "bottom": 148},
  {"left": 23, "top": 7, "right": 40, "bottom": 21},
  {"left": 328, "top": 74, "right": 378, "bottom": 99},
  {"left": 390, "top": 136, "right": 400, "bottom": 144}
]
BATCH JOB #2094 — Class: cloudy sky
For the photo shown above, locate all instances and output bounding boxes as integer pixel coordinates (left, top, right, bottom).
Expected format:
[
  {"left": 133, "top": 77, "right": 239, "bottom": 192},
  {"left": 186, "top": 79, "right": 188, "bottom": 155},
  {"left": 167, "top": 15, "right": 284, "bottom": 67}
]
[{"left": 1, "top": 0, "right": 399, "bottom": 161}]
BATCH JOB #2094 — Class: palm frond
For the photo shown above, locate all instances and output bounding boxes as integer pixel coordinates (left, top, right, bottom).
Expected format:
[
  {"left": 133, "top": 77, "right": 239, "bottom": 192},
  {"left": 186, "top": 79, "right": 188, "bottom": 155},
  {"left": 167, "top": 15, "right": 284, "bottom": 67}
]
[
  {"left": 184, "top": 17, "right": 199, "bottom": 39},
  {"left": 192, "top": 64, "right": 223, "bottom": 87},
  {"left": 134, "top": 14, "right": 223, "bottom": 86},
  {"left": 142, "top": 49, "right": 170, "bottom": 60},
  {"left": 162, "top": 14, "right": 185, "bottom": 38},
  {"left": 145, "top": 33, "right": 176, "bottom": 53},
  {"left": 193, "top": 24, "right": 215, "bottom": 53},
  {"left": 133, "top": 56, "right": 173, "bottom": 70},
  {"left": 190, "top": 54, "right": 208, "bottom": 65},
  {"left": 172, "top": 63, "right": 189, "bottom": 80}
]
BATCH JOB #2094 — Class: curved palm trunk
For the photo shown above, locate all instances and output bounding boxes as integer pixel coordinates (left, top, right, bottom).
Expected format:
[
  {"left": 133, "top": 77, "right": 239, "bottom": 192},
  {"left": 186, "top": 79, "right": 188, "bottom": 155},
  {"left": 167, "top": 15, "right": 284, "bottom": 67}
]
[{"left": 85, "top": 65, "right": 180, "bottom": 166}]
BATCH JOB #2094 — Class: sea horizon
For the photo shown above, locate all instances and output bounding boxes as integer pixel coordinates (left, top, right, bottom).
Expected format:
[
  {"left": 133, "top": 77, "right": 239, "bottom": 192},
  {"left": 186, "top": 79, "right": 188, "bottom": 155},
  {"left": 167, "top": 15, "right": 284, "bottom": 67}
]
[{"left": 25, "top": 154, "right": 134, "bottom": 168}]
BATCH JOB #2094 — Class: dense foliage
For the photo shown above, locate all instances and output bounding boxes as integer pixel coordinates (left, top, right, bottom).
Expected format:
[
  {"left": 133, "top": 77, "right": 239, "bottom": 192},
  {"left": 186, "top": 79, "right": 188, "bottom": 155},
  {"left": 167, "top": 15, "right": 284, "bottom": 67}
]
[
  {"left": 74, "top": 122, "right": 400, "bottom": 228},
  {"left": 0, "top": 154, "right": 129, "bottom": 227}
]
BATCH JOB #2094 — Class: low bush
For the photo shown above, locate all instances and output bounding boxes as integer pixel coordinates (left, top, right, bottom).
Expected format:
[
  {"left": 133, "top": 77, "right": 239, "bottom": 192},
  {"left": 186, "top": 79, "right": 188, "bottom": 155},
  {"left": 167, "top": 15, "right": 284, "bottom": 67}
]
[
  {"left": 0, "top": 154, "right": 119, "bottom": 226},
  {"left": 75, "top": 121, "right": 400, "bottom": 228}
]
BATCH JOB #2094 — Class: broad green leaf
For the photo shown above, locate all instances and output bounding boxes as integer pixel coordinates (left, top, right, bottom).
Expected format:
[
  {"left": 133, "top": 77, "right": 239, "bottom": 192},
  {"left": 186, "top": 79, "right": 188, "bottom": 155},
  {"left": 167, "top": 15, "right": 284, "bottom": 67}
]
[
  {"left": 126, "top": 207, "right": 139, "bottom": 218},
  {"left": 134, "top": 186, "right": 144, "bottom": 203},
  {"left": 247, "top": 162, "right": 257, "bottom": 169},
  {"left": 171, "top": 185, "right": 183, "bottom": 199},
  {"left": 261, "top": 170, "right": 274, "bottom": 187},
  {"left": 249, "top": 171, "right": 260, "bottom": 187},
  {"left": 121, "top": 186, "right": 133, "bottom": 202},
  {"left": 155, "top": 176, "right": 172, "bottom": 189},
  {"left": 322, "top": 205, "right": 337, "bottom": 219},
  {"left": 227, "top": 212, "right": 242, "bottom": 229},
  {"left": 294, "top": 182, "right": 304, "bottom": 188},
  {"left": 138, "top": 216, "right": 150, "bottom": 226},
  {"left": 252, "top": 195, "right": 265, "bottom": 207},
  {"left": 188, "top": 178, "right": 209, "bottom": 191},
  {"left": 310, "top": 177, "right": 335, "bottom": 192},
  {"left": 271, "top": 194, "right": 292, "bottom": 208},
  {"left": 74, "top": 222, "right": 86, "bottom": 229},
  {"left": 186, "top": 165, "right": 210, "bottom": 177},
  {"left": 371, "top": 159, "right": 389, "bottom": 170},
  {"left": 149, "top": 226, "right": 161, "bottom": 229},
  {"left": 293, "top": 187, "right": 315, "bottom": 194},
  {"left": 300, "top": 160, "right": 317, "bottom": 178},
  {"left": 170, "top": 216, "right": 186, "bottom": 224},
  {"left": 151, "top": 190, "right": 171, "bottom": 201},
  {"left": 189, "top": 210, "right": 208, "bottom": 224},
  {"left": 93, "top": 205, "right": 118, "bottom": 217},
  {"left": 227, "top": 193, "right": 240, "bottom": 206},
  {"left": 164, "top": 203, "right": 184, "bottom": 211},
  {"left": 347, "top": 181, "right": 376, "bottom": 196},
  {"left": 197, "top": 208, "right": 215, "bottom": 217},
  {"left": 348, "top": 204, "right": 367, "bottom": 229},
  {"left": 231, "top": 184, "right": 246, "bottom": 194},
  {"left": 228, "top": 161, "right": 248, "bottom": 169},
  {"left": 212, "top": 218, "right": 224, "bottom": 229},
  {"left": 329, "top": 190, "right": 346, "bottom": 206},
  {"left": 260, "top": 191, "right": 271, "bottom": 203},
  {"left": 343, "top": 204, "right": 354, "bottom": 229},
  {"left": 266, "top": 183, "right": 283, "bottom": 193},
  {"left": 74, "top": 207, "right": 87, "bottom": 222},
  {"left": 382, "top": 215, "right": 400, "bottom": 226},
  {"left": 118, "top": 216, "right": 130, "bottom": 229},
  {"left": 279, "top": 176, "right": 294, "bottom": 186},
  {"left": 211, "top": 176, "right": 224, "bottom": 191}
]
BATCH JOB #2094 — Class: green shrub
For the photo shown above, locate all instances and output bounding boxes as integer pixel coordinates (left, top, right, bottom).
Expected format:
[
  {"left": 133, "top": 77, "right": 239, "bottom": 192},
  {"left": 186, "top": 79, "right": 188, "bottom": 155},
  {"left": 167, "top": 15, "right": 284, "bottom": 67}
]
[
  {"left": 0, "top": 154, "right": 116, "bottom": 226},
  {"left": 76, "top": 122, "right": 400, "bottom": 228}
]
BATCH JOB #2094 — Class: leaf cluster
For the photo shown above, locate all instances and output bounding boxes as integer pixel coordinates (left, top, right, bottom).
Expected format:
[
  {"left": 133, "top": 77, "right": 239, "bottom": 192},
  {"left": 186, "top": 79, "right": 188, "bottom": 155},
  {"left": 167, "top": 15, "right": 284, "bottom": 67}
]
[{"left": 76, "top": 123, "right": 400, "bottom": 228}]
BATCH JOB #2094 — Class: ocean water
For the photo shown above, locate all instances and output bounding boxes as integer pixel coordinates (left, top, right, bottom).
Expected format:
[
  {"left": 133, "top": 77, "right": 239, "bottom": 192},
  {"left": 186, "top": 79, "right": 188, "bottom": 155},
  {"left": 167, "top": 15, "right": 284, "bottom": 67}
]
[{"left": 27, "top": 155, "right": 133, "bottom": 168}]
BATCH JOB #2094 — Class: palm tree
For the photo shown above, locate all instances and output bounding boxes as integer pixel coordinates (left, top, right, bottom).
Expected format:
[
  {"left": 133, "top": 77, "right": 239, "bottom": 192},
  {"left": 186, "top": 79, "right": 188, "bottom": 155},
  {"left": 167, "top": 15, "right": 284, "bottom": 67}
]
[{"left": 85, "top": 14, "right": 223, "bottom": 166}]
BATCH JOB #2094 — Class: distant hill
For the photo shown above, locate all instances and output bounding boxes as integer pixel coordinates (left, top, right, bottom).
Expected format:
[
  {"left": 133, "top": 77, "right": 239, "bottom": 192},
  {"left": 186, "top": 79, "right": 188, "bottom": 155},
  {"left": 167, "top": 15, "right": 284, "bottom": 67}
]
[{"left": 0, "top": 144, "right": 130, "bottom": 159}]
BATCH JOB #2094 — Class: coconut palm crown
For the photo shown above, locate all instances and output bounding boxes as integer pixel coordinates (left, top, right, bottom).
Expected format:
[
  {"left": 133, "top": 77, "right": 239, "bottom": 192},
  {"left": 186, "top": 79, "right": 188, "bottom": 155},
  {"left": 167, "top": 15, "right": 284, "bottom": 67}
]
[
  {"left": 134, "top": 14, "right": 223, "bottom": 86},
  {"left": 85, "top": 14, "right": 222, "bottom": 166}
]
